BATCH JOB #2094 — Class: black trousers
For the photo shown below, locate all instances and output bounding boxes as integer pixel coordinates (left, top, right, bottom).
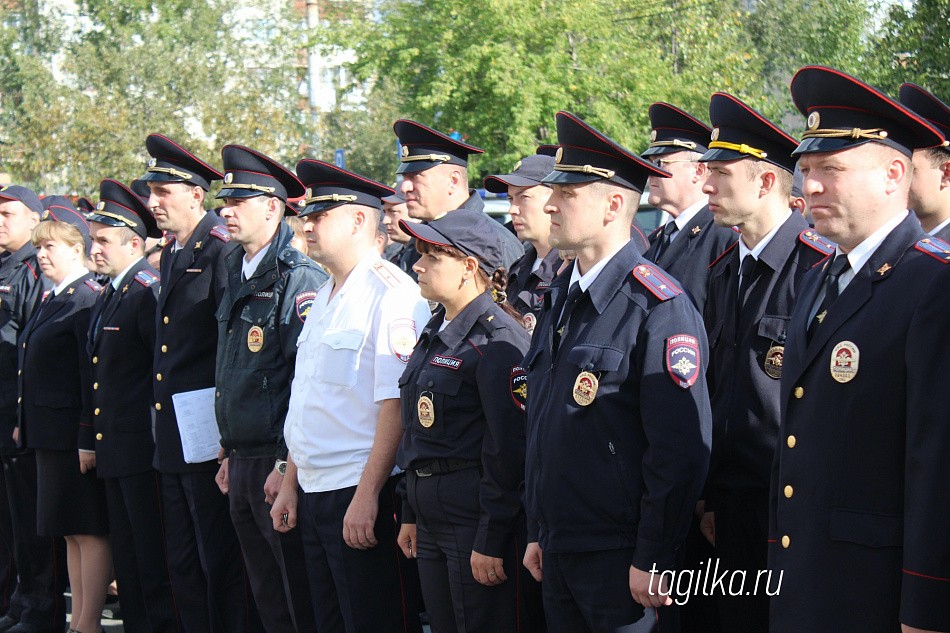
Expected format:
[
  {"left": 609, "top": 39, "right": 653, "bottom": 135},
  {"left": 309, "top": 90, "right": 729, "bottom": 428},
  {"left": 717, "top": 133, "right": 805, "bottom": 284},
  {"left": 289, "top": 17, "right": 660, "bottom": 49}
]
[
  {"left": 712, "top": 493, "right": 769, "bottom": 633},
  {"left": 104, "top": 470, "right": 179, "bottom": 633},
  {"left": 0, "top": 465, "right": 17, "bottom": 615},
  {"left": 228, "top": 457, "right": 316, "bottom": 633},
  {"left": 160, "top": 469, "right": 263, "bottom": 633},
  {"left": 407, "top": 468, "right": 520, "bottom": 633},
  {"left": 1, "top": 452, "right": 66, "bottom": 631},
  {"left": 297, "top": 475, "right": 422, "bottom": 633},
  {"left": 543, "top": 549, "right": 673, "bottom": 633}
]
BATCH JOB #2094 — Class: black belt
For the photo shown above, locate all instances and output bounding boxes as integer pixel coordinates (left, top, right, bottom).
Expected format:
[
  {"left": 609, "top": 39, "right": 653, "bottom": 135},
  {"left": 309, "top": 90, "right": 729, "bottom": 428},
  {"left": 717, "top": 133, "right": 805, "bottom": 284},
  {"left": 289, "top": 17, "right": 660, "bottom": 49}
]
[{"left": 414, "top": 458, "right": 481, "bottom": 477}]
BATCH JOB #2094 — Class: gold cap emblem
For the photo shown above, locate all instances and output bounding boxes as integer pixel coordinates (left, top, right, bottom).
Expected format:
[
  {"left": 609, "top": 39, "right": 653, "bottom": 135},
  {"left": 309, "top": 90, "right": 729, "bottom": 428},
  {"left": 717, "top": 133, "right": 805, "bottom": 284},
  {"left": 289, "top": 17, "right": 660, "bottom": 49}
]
[
  {"left": 807, "top": 111, "right": 820, "bottom": 130},
  {"left": 513, "top": 160, "right": 522, "bottom": 172},
  {"left": 650, "top": 130, "right": 657, "bottom": 142},
  {"left": 224, "top": 173, "right": 233, "bottom": 184},
  {"left": 304, "top": 188, "right": 311, "bottom": 199},
  {"left": 96, "top": 201, "right": 105, "bottom": 211},
  {"left": 400, "top": 145, "right": 409, "bottom": 157},
  {"left": 555, "top": 147, "right": 564, "bottom": 164},
  {"left": 710, "top": 128, "right": 720, "bottom": 142},
  {"left": 148, "top": 158, "right": 157, "bottom": 167}
]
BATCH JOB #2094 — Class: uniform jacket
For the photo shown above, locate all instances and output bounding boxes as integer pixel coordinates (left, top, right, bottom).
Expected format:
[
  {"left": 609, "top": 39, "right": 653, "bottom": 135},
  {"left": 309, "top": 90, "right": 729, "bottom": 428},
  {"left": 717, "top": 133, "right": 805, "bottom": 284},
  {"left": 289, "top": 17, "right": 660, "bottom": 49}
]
[
  {"left": 506, "top": 245, "right": 561, "bottom": 332},
  {"left": 153, "top": 212, "right": 231, "bottom": 473},
  {"left": 769, "top": 214, "right": 950, "bottom": 632},
  {"left": 0, "top": 244, "right": 48, "bottom": 453},
  {"left": 644, "top": 206, "right": 738, "bottom": 311},
  {"left": 214, "top": 222, "right": 328, "bottom": 460},
  {"left": 397, "top": 292, "right": 530, "bottom": 558},
  {"left": 703, "top": 212, "right": 831, "bottom": 508},
  {"left": 523, "top": 239, "right": 712, "bottom": 572},
  {"left": 458, "top": 191, "right": 525, "bottom": 270},
  {"left": 630, "top": 216, "right": 650, "bottom": 255},
  {"left": 932, "top": 221, "right": 950, "bottom": 243},
  {"left": 17, "top": 272, "right": 101, "bottom": 451},
  {"left": 87, "top": 258, "right": 160, "bottom": 479},
  {"left": 389, "top": 238, "right": 420, "bottom": 281}
]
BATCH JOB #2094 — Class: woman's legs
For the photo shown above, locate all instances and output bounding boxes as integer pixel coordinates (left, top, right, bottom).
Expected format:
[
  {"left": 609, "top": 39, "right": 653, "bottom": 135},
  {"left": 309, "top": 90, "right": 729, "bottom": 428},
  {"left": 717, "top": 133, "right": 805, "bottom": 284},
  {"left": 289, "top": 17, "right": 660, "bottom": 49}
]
[{"left": 68, "top": 534, "right": 112, "bottom": 633}]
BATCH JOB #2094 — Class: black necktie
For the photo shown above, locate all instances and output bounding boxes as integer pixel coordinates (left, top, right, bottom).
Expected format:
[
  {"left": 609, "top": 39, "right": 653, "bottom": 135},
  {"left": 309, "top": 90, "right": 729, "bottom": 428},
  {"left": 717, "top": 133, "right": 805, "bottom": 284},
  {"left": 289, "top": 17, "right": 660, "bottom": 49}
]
[
  {"left": 92, "top": 284, "right": 116, "bottom": 344},
  {"left": 807, "top": 255, "right": 850, "bottom": 342},
  {"left": 737, "top": 255, "right": 756, "bottom": 308},
  {"left": 553, "top": 282, "right": 582, "bottom": 356},
  {"left": 652, "top": 221, "right": 677, "bottom": 262}
]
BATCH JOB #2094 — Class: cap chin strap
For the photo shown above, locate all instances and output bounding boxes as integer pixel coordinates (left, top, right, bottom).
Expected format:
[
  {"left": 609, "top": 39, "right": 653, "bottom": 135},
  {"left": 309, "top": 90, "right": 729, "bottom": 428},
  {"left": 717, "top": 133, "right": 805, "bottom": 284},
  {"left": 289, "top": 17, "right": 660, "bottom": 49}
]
[
  {"left": 553, "top": 164, "right": 616, "bottom": 179},
  {"left": 801, "top": 127, "right": 888, "bottom": 141},
  {"left": 648, "top": 139, "right": 697, "bottom": 150},
  {"left": 400, "top": 153, "right": 451, "bottom": 163},
  {"left": 147, "top": 166, "right": 194, "bottom": 180},
  {"left": 299, "top": 193, "right": 357, "bottom": 207},
  {"left": 223, "top": 183, "right": 276, "bottom": 194},
  {"left": 708, "top": 141, "right": 768, "bottom": 159}
]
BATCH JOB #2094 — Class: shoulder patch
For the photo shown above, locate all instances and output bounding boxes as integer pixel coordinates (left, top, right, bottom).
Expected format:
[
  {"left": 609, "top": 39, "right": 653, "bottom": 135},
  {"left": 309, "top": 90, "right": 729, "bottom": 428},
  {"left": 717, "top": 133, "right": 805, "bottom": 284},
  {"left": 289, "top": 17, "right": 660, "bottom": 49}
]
[
  {"left": 390, "top": 317, "right": 418, "bottom": 363},
  {"left": 632, "top": 264, "right": 682, "bottom": 301},
  {"left": 371, "top": 261, "right": 400, "bottom": 288},
  {"left": 666, "top": 335, "right": 701, "bottom": 389},
  {"left": 915, "top": 237, "right": 950, "bottom": 263},
  {"left": 708, "top": 241, "right": 739, "bottom": 269},
  {"left": 209, "top": 225, "right": 230, "bottom": 243},
  {"left": 510, "top": 366, "right": 527, "bottom": 411},
  {"left": 84, "top": 279, "right": 103, "bottom": 292},
  {"left": 799, "top": 229, "right": 835, "bottom": 256},
  {"left": 295, "top": 291, "right": 317, "bottom": 322},
  {"left": 134, "top": 270, "right": 159, "bottom": 287}
]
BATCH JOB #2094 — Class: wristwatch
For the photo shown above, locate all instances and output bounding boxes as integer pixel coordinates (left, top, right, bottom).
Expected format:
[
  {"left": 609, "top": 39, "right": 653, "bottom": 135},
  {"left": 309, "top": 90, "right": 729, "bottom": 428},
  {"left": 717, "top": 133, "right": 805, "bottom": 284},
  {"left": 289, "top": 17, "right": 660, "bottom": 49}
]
[{"left": 275, "top": 460, "right": 287, "bottom": 476}]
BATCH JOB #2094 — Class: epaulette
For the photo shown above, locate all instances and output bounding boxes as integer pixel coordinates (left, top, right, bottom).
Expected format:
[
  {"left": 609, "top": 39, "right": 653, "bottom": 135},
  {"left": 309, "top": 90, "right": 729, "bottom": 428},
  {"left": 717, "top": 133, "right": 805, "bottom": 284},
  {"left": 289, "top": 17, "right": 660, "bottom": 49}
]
[
  {"left": 633, "top": 263, "right": 682, "bottom": 301},
  {"left": 209, "top": 225, "right": 230, "bottom": 243},
  {"left": 648, "top": 226, "right": 663, "bottom": 240},
  {"left": 799, "top": 229, "right": 835, "bottom": 256},
  {"left": 915, "top": 237, "right": 950, "bottom": 263},
  {"left": 84, "top": 279, "right": 103, "bottom": 292},
  {"left": 370, "top": 261, "right": 401, "bottom": 288},
  {"left": 708, "top": 241, "right": 739, "bottom": 269},
  {"left": 134, "top": 270, "right": 160, "bottom": 287}
]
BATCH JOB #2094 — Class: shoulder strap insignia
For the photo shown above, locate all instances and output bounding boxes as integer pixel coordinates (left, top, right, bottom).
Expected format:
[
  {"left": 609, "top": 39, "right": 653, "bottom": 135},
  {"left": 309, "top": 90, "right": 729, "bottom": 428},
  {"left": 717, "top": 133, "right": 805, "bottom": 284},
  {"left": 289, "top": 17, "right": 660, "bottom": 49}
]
[
  {"left": 799, "top": 229, "right": 835, "bottom": 256},
  {"left": 209, "top": 225, "right": 230, "bottom": 243},
  {"left": 633, "top": 263, "right": 682, "bottom": 301},
  {"left": 371, "top": 261, "right": 400, "bottom": 288},
  {"left": 648, "top": 226, "right": 663, "bottom": 240},
  {"left": 84, "top": 279, "right": 103, "bottom": 292},
  {"left": 915, "top": 237, "right": 950, "bottom": 263},
  {"left": 708, "top": 241, "right": 738, "bottom": 269},
  {"left": 134, "top": 270, "right": 160, "bottom": 287}
]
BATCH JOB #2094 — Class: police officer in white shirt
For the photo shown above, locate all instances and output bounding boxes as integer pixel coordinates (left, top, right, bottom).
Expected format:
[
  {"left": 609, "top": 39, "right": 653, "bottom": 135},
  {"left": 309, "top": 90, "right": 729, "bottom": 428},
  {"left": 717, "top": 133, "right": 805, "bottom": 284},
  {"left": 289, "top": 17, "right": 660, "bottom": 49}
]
[{"left": 271, "top": 160, "right": 431, "bottom": 633}]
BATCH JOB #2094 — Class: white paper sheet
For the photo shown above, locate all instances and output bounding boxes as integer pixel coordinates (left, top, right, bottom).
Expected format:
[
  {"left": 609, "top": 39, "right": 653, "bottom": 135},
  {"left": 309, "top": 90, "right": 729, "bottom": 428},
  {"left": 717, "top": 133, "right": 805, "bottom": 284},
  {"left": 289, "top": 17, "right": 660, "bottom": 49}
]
[{"left": 172, "top": 387, "right": 222, "bottom": 464}]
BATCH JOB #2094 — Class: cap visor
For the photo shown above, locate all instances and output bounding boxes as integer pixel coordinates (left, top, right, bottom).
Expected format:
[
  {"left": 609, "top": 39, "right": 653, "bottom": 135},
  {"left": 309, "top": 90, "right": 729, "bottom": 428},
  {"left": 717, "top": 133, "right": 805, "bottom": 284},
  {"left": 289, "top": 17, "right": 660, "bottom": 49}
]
[
  {"left": 297, "top": 201, "right": 348, "bottom": 217},
  {"left": 398, "top": 219, "right": 453, "bottom": 248},
  {"left": 216, "top": 188, "right": 266, "bottom": 200},
  {"left": 791, "top": 136, "right": 876, "bottom": 157},
  {"left": 484, "top": 174, "right": 543, "bottom": 193}
]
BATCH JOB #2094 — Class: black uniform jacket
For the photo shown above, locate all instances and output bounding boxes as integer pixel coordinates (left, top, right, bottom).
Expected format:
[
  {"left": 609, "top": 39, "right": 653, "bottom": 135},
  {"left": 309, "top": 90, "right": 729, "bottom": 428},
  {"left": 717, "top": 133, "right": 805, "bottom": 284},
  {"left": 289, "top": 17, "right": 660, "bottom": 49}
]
[
  {"left": 506, "top": 245, "right": 561, "bottom": 329},
  {"left": 703, "top": 212, "right": 831, "bottom": 508},
  {"left": 214, "top": 222, "right": 328, "bottom": 460},
  {"left": 153, "top": 212, "right": 231, "bottom": 473},
  {"left": 0, "top": 244, "right": 48, "bottom": 453},
  {"left": 389, "top": 238, "right": 421, "bottom": 282},
  {"left": 18, "top": 271, "right": 101, "bottom": 451},
  {"left": 644, "top": 206, "right": 738, "bottom": 311},
  {"left": 631, "top": 217, "right": 650, "bottom": 255},
  {"left": 769, "top": 214, "right": 950, "bottom": 632},
  {"left": 522, "top": 239, "right": 712, "bottom": 573},
  {"left": 87, "top": 258, "right": 160, "bottom": 479},
  {"left": 397, "top": 292, "right": 530, "bottom": 558}
]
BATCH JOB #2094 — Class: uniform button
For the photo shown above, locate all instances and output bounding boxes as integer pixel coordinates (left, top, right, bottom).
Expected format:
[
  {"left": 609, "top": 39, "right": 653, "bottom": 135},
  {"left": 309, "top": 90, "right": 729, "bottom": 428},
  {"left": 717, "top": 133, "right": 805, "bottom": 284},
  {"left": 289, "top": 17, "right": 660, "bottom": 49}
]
[
  {"left": 228, "top": 329, "right": 232, "bottom": 334},
  {"left": 428, "top": 381, "right": 434, "bottom": 387},
  {"left": 92, "top": 356, "right": 98, "bottom": 364},
  {"left": 156, "top": 374, "right": 163, "bottom": 382},
  {"left": 22, "top": 343, "right": 25, "bottom": 349},
  {"left": 784, "top": 485, "right": 793, "bottom": 498},
  {"left": 161, "top": 345, "right": 168, "bottom": 353},
  {"left": 93, "top": 382, "right": 98, "bottom": 390},
  {"left": 216, "top": 391, "right": 220, "bottom": 397},
  {"left": 155, "top": 403, "right": 162, "bottom": 411},
  {"left": 96, "top": 433, "right": 103, "bottom": 440},
  {"left": 17, "top": 370, "right": 21, "bottom": 376},
  {"left": 17, "top": 397, "right": 21, "bottom": 404},
  {"left": 164, "top": 316, "right": 169, "bottom": 324},
  {"left": 94, "top": 408, "right": 100, "bottom": 415},
  {"left": 794, "top": 387, "right": 804, "bottom": 398},
  {"left": 787, "top": 435, "right": 797, "bottom": 448},
  {"left": 781, "top": 535, "right": 790, "bottom": 548}
]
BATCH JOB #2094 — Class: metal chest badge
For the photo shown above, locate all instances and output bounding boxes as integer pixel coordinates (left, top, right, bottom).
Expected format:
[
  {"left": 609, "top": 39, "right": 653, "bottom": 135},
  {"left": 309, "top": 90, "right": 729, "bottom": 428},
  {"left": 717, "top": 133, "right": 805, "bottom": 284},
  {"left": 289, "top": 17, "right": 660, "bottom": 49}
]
[
  {"left": 247, "top": 326, "right": 264, "bottom": 353},
  {"left": 764, "top": 344, "right": 784, "bottom": 379},
  {"left": 417, "top": 392, "right": 435, "bottom": 427},
  {"left": 830, "top": 341, "right": 859, "bottom": 383},
  {"left": 522, "top": 312, "right": 537, "bottom": 336},
  {"left": 573, "top": 371, "right": 599, "bottom": 406}
]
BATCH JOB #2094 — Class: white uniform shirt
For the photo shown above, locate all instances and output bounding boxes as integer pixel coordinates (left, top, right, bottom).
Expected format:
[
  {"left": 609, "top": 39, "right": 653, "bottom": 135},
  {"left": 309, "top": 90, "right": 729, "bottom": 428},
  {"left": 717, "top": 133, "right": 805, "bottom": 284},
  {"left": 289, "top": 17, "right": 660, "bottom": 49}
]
[{"left": 284, "top": 250, "right": 431, "bottom": 493}]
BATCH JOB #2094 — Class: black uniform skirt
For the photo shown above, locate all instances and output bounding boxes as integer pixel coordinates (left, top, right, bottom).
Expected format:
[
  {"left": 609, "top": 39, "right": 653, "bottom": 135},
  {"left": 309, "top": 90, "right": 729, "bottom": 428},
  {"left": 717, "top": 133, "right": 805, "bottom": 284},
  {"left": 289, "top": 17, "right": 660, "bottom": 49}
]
[{"left": 36, "top": 449, "right": 109, "bottom": 537}]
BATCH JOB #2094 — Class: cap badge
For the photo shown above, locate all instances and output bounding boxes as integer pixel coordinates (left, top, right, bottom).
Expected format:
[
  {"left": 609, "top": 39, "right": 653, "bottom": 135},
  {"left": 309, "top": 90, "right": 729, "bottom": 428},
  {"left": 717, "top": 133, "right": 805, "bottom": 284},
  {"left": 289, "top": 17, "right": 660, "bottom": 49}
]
[
  {"left": 710, "top": 128, "right": 720, "bottom": 142},
  {"left": 224, "top": 173, "right": 233, "bottom": 184},
  {"left": 304, "top": 188, "right": 312, "bottom": 199},
  {"left": 41, "top": 210, "right": 49, "bottom": 220},
  {"left": 401, "top": 145, "right": 409, "bottom": 158},
  {"left": 96, "top": 201, "right": 105, "bottom": 211},
  {"left": 650, "top": 130, "right": 657, "bottom": 141},
  {"left": 148, "top": 158, "right": 157, "bottom": 168},
  {"left": 555, "top": 147, "right": 564, "bottom": 164},
  {"left": 807, "top": 111, "right": 820, "bottom": 131},
  {"left": 513, "top": 160, "right": 522, "bottom": 172}
]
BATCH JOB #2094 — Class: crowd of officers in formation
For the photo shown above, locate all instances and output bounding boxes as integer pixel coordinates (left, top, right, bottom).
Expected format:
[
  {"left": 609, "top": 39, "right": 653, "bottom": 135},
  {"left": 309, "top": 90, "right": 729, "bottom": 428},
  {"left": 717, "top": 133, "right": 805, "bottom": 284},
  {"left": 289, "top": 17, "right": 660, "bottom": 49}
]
[{"left": 1, "top": 63, "right": 950, "bottom": 633}]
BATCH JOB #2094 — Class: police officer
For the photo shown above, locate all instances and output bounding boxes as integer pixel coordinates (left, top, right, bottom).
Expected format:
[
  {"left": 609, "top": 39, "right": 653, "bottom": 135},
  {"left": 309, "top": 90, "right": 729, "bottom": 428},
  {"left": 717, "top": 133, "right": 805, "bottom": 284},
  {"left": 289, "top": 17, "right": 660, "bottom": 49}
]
[
  {"left": 0, "top": 186, "right": 60, "bottom": 633},
  {"left": 484, "top": 152, "right": 558, "bottom": 334},
  {"left": 642, "top": 103, "right": 738, "bottom": 311},
  {"left": 213, "top": 145, "right": 325, "bottom": 633},
  {"left": 381, "top": 192, "right": 421, "bottom": 280},
  {"left": 697, "top": 93, "right": 833, "bottom": 632},
  {"left": 899, "top": 83, "right": 950, "bottom": 241},
  {"left": 522, "top": 112, "right": 711, "bottom": 632},
  {"left": 395, "top": 210, "right": 530, "bottom": 633},
  {"left": 272, "top": 159, "right": 430, "bottom": 633},
  {"left": 141, "top": 134, "right": 261, "bottom": 633},
  {"left": 394, "top": 120, "right": 525, "bottom": 269},
  {"left": 85, "top": 179, "right": 177, "bottom": 633},
  {"left": 769, "top": 66, "right": 950, "bottom": 633}
]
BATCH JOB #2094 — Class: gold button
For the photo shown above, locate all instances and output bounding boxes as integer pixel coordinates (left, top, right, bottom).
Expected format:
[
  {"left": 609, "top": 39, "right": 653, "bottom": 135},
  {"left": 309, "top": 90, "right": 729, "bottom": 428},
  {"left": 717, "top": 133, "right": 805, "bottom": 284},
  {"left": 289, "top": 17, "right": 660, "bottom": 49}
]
[
  {"left": 216, "top": 391, "right": 220, "bottom": 397},
  {"left": 94, "top": 408, "right": 100, "bottom": 415},
  {"left": 161, "top": 345, "right": 167, "bottom": 353},
  {"left": 155, "top": 403, "right": 162, "bottom": 411},
  {"left": 156, "top": 374, "right": 162, "bottom": 382},
  {"left": 92, "top": 356, "right": 98, "bottom": 364},
  {"left": 17, "top": 370, "right": 21, "bottom": 376},
  {"left": 227, "top": 329, "right": 232, "bottom": 334},
  {"left": 787, "top": 435, "right": 797, "bottom": 448},
  {"left": 781, "top": 535, "right": 790, "bottom": 548},
  {"left": 96, "top": 433, "right": 103, "bottom": 440},
  {"left": 17, "top": 397, "right": 21, "bottom": 404},
  {"left": 22, "top": 343, "right": 25, "bottom": 348},
  {"left": 93, "top": 382, "right": 98, "bottom": 390},
  {"left": 794, "top": 387, "right": 804, "bottom": 398},
  {"left": 164, "top": 316, "right": 169, "bottom": 324},
  {"left": 784, "top": 485, "right": 793, "bottom": 498}
]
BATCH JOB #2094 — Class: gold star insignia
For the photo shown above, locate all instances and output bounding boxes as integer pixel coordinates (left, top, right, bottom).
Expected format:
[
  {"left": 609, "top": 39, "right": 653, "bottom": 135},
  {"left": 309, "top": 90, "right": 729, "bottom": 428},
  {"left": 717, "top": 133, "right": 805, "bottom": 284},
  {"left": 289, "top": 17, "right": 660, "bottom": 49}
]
[
  {"left": 876, "top": 263, "right": 891, "bottom": 275},
  {"left": 691, "top": 226, "right": 701, "bottom": 235},
  {"left": 122, "top": 285, "right": 129, "bottom": 292},
  {"left": 816, "top": 310, "right": 827, "bottom": 323},
  {"left": 67, "top": 288, "right": 75, "bottom": 294},
  {"left": 557, "top": 326, "right": 565, "bottom": 336},
  {"left": 805, "top": 231, "right": 819, "bottom": 241},
  {"left": 487, "top": 315, "right": 494, "bottom": 322},
  {"left": 194, "top": 241, "right": 202, "bottom": 249}
]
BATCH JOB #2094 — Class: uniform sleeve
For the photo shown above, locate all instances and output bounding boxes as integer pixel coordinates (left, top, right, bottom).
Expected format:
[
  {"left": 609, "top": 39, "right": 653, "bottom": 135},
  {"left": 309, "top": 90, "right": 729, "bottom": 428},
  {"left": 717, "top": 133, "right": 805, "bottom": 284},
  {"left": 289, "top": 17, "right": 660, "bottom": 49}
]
[
  {"left": 900, "top": 266, "right": 950, "bottom": 630},
  {"left": 210, "top": 241, "right": 231, "bottom": 308},
  {"left": 373, "top": 289, "right": 431, "bottom": 403},
  {"left": 632, "top": 296, "right": 712, "bottom": 574},
  {"left": 138, "top": 282, "right": 159, "bottom": 356},
  {"left": 472, "top": 328, "right": 529, "bottom": 558},
  {"left": 76, "top": 299, "right": 97, "bottom": 451}
]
